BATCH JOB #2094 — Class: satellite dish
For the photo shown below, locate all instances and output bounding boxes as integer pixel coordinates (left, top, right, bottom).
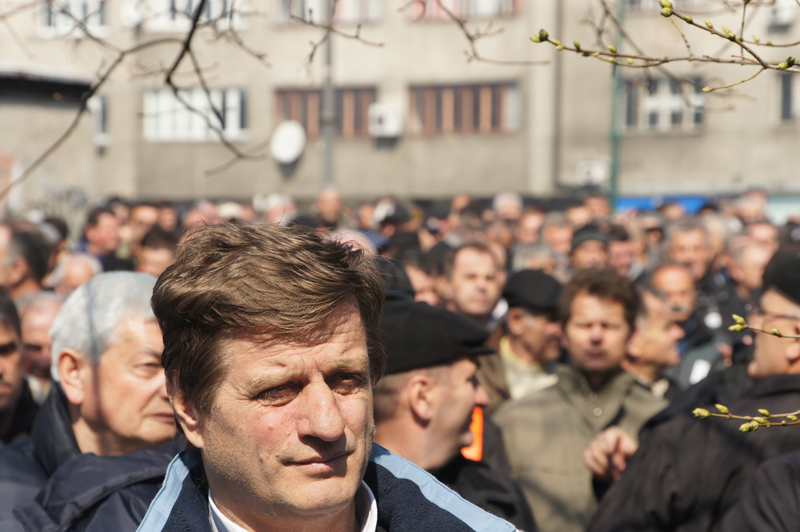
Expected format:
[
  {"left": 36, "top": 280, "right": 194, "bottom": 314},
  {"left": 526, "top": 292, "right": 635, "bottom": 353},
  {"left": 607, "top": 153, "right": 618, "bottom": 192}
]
[{"left": 270, "top": 121, "right": 306, "bottom": 165}]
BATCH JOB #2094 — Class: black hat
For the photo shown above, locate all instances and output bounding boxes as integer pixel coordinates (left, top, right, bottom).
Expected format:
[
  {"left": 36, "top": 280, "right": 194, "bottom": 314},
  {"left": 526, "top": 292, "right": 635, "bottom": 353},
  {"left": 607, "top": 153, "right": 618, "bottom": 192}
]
[
  {"left": 763, "top": 253, "right": 800, "bottom": 306},
  {"left": 503, "top": 270, "right": 561, "bottom": 313},
  {"left": 571, "top": 224, "right": 609, "bottom": 253},
  {"left": 381, "top": 300, "right": 494, "bottom": 375}
]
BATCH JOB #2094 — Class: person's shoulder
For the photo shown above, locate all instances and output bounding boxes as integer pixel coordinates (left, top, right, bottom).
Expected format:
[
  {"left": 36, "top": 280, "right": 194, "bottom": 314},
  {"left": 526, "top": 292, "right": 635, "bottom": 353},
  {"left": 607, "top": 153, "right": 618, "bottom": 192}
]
[
  {"left": 720, "top": 451, "right": 800, "bottom": 532},
  {"left": 0, "top": 439, "right": 43, "bottom": 484},
  {"left": 366, "top": 445, "right": 517, "bottom": 532}
]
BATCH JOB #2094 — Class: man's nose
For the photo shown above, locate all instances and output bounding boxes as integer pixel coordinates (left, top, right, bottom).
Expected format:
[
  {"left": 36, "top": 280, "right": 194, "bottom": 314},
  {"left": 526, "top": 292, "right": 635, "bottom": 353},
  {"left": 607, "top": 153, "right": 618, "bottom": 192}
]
[
  {"left": 474, "top": 383, "right": 489, "bottom": 407},
  {"left": 298, "top": 382, "right": 346, "bottom": 442}
]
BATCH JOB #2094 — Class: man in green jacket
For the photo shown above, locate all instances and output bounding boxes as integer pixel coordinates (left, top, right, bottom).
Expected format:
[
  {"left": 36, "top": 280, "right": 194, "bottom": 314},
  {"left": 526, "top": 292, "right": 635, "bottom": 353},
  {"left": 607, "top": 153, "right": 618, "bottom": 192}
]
[{"left": 495, "top": 268, "right": 667, "bottom": 532}]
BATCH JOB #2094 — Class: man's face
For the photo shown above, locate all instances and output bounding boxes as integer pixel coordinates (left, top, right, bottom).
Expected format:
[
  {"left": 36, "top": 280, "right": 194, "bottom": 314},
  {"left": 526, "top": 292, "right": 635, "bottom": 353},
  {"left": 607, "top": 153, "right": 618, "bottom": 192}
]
[
  {"left": 181, "top": 301, "right": 373, "bottom": 531},
  {"left": 0, "top": 322, "right": 23, "bottom": 416},
  {"left": 543, "top": 225, "right": 573, "bottom": 256},
  {"left": 58, "top": 261, "right": 96, "bottom": 295},
  {"left": 129, "top": 206, "right": 159, "bottom": 242},
  {"left": 669, "top": 229, "right": 711, "bottom": 280},
  {"left": 510, "top": 308, "right": 561, "bottom": 363},
  {"left": 571, "top": 241, "right": 608, "bottom": 271},
  {"left": 635, "top": 293, "right": 684, "bottom": 369},
  {"left": 447, "top": 249, "right": 499, "bottom": 321},
  {"left": 21, "top": 301, "right": 61, "bottom": 380},
  {"left": 0, "top": 226, "right": 13, "bottom": 287},
  {"left": 749, "top": 289, "right": 800, "bottom": 379},
  {"left": 563, "top": 292, "right": 631, "bottom": 377},
  {"left": 514, "top": 212, "right": 543, "bottom": 244},
  {"left": 87, "top": 214, "right": 121, "bottom": 256},
  {"left": 80, "top": 316, "right": 174, "bottom": 455},
  {"left": 136, "top": 247, "right": 175, "bottom": 278},
  {"left": 747, "top": 223, "right": 779, "bottom": 253},
  {"left": 429, "top": 357, "right": 488, "bottom": 464},
  {"left": 608, "top": 240, "right": 635, "bottom": 278},
  {"left": 651, "top": 266, "right": 696, "bottom": 324}
]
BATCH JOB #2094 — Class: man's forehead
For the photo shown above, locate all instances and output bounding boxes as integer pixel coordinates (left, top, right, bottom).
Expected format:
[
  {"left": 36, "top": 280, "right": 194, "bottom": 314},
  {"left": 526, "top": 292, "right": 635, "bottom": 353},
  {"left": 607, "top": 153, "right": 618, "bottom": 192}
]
[{"left": 221, "top": 304, "right": 366, "bottom": 352}]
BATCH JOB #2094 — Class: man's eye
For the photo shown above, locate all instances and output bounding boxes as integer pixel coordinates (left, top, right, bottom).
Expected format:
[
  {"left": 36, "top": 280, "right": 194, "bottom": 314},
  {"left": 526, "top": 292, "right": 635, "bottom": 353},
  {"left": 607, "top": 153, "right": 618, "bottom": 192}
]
[
  {"left": 332, "top": 373, "right": 365, "bottom": 393},
  {"left": 258, "top": 385, "right": 297, "bottom": 404}
]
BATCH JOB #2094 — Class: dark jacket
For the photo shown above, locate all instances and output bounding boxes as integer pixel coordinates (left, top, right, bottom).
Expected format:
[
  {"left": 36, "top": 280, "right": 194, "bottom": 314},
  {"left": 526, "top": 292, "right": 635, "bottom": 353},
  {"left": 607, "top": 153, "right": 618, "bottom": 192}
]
[
  {"left": 639, "top": 342, "right": 753, "bottom": 440},
  {"left": 431, "top": 454, "right": 537, "bottom": 532},
  {"left": 0, "top": 379, "right": 39, "bottom": 447},
  {"left": 588, "top": 374, "right": 800, "bottom": 532},
  {"left": 720, "top": 451, "right": 800, "bottom": 532},
  {"left": 0, "top": 386, "right": 80, "bottom": 530},
  {"left": 136, "top": 444, "right": 517, "bottom": 532},
  {"left": 13, "top": 438, "right": 182, "bottom": 532}
]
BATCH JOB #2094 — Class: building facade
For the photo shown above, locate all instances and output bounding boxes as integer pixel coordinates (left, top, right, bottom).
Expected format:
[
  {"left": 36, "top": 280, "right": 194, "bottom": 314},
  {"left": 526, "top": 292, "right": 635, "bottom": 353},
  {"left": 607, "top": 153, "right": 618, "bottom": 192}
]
[{"left": 0, "top": 0, "right": 798, "bottom": 208}]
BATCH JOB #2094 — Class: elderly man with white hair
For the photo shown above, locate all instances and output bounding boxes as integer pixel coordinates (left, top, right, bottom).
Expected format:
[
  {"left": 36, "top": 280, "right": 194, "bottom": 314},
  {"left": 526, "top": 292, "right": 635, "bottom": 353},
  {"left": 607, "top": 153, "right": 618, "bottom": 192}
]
[{"left": 0, "top": 271, "right": 175, "bottom": 528}]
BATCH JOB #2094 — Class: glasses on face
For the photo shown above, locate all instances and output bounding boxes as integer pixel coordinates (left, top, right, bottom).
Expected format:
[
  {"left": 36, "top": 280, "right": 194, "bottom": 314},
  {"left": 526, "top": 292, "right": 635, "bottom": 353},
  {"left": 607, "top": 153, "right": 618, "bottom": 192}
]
[{"left": 747, "top": 304, "right": 800, "bottom": 328}]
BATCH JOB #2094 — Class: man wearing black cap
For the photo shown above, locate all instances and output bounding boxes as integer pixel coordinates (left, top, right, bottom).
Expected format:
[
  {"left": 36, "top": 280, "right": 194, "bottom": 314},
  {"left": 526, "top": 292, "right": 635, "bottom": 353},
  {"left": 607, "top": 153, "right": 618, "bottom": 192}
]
[
  {"left": 374, "top": 300, "right": 536, "bottom": 531},
  {"left": 589, "top": 253, "right": 800, "bottom": 532},
  {"left": 569, "top": 224, "right": 609, "bottom": 272},
  {"left": 477, "top": 269, "right": 562, "bottom": 414}
]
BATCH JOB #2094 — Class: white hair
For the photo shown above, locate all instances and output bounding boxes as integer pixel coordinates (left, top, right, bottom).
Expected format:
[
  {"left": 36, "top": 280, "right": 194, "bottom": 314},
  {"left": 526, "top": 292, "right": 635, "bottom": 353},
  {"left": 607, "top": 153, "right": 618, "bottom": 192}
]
[
  {"left": 50, "top": 271, "right": 157, "bottom": 382},
  {"left": 492, "top": 191, "right": 523, "bottom": 213}
]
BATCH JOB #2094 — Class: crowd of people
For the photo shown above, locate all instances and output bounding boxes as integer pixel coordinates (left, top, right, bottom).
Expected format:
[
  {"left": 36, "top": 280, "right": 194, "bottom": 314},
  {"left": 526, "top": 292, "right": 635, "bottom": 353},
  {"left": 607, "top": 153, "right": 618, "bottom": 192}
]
[{"left": 0, "top": 185, "right": 798, "bottom": 532}]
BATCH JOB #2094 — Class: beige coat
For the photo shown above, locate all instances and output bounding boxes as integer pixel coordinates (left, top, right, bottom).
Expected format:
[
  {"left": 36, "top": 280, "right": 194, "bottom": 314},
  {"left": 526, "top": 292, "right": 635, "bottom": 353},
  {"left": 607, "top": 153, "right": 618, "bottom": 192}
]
[{"left": 494, "top": 364, "right": 667, "bottom": 532}]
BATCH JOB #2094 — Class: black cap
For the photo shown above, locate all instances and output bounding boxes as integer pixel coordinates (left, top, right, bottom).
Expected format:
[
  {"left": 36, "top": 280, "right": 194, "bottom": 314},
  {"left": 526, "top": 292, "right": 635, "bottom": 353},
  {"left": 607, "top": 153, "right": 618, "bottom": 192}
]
[
  {"left": 503, "top": 269, "right": 561, "bottom": 313},
  {"left": 571, "top": 224, "right": 609, "bottom": 253},
  {"left": 764, "top": 254, "right": 800, "bottom": 306},
  {"left": 381, "top": 300, "right": 494, "bottom": 375}
]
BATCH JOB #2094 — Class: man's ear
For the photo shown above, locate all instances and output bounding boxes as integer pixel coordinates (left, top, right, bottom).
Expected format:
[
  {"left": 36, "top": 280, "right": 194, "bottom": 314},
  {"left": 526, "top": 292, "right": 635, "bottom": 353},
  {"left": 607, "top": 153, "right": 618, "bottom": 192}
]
[
  {"left": 406, "top": 374, "right": 436, "bottom": 424},
  {"left": 627, "top": 328, "right": 642, "bottom": 361},
  {"left": 7, "top": 258, "right": 27, "bottom": 286},
  {"left": 507, "top": 308, "right": 525, "bottom": 336},
  {"left": 58, "top": 349, "right": 89, "bottom": 407},
  {"left": 437, "top": 275, "right": 453, "bottom": 304},
  {"left": 786, "top": 336, "right": 800, "bottom": 367},
  {"left": 170, "top": 385, "right": 205, "bottom": 449}
]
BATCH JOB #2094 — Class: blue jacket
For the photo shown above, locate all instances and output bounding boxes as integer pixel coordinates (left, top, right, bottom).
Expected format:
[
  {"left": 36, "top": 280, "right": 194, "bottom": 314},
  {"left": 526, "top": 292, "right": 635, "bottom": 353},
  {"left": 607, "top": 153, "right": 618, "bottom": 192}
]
[{"left": 138, "top": 444, "right": 517, "bottom": 532}]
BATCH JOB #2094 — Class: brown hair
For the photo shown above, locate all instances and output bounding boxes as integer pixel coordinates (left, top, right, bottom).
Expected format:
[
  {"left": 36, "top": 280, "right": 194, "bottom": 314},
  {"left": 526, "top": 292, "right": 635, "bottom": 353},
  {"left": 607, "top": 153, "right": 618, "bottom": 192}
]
[
  {"left": 152, "top": 222, "right": 385, "bottom": 413},
  {"left": 558, "top": 268, "right": 640, "bottom": 331}
]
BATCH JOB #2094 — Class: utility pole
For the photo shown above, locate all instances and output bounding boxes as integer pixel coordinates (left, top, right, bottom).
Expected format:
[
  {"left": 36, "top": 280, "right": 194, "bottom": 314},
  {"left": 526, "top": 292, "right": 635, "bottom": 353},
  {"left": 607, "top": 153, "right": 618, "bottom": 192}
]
[
  {"left": 321, "top": 0, "right": 335, "bottom": 188},
  {"left": 608, "top": 0, "right": 626, "bottom": 210}
]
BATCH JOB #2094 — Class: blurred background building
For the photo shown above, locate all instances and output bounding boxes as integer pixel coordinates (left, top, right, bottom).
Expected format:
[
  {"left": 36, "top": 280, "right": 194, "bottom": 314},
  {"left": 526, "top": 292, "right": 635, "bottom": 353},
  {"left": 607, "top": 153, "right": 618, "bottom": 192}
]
[{"left": 0, "top": 0, "right": 799, "bottom": 217}]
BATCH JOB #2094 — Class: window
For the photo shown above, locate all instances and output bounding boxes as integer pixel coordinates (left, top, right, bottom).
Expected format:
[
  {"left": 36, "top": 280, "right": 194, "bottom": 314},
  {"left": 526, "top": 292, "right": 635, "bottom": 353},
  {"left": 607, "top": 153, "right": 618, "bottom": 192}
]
[
  {"left": 278, "top": 0, "right": 381, "bottom": 24},
  {"left": 626, "top": 0, "right": 699, "bottom": 12},
  {"left": 143, "top": 88, "right": 247, "bottom": 142},
  {"left": 409, "top": 0, "right": 517, "bottom": 20},
  {"left": 623, "top": 78, "right": 705, "bottom": 132},
  {"left": 88, "top": 95, "right": 110, "bottom": 146},
  {"left": 40, "top": 0, "right": 107, "bottom": 37},
  {"left": 779, "top": 72, "right": 800, "bottom": 122},
  {"left": 142, "top": 0, "right": 247, "bottom": 32},
  {"left": 408, "top": 82, "right": 520, "bottom": 135},
  {"left": 274, "top": 88, "right": 376, "bottom": 138}
]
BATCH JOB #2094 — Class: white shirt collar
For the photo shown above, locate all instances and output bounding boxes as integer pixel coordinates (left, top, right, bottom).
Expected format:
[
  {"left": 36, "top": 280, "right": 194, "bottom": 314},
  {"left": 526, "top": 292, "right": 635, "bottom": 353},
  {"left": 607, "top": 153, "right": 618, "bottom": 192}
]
[{"left": 209, "top": 481, "right": 377, "bottom": 532}]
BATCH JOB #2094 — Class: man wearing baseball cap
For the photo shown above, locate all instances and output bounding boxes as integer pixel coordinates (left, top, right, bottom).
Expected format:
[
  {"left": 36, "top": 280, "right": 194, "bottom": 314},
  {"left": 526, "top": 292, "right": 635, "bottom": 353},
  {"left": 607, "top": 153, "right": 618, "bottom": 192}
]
[{"left": 374, "top": 300, "right": 536, "bottom": 531}]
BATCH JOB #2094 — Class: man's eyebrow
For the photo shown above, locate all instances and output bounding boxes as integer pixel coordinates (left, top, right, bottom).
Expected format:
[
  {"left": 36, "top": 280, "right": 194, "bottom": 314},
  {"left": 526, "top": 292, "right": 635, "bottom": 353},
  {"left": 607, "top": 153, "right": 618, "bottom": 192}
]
[{"left": 0, "top": 341, "right": 17, "bottom": 355}]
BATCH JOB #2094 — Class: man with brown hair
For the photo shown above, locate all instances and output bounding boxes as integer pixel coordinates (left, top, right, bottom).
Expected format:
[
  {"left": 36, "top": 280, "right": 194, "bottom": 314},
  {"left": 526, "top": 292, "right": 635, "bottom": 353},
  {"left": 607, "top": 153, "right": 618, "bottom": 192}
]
[
  {"left": 494, "top": 268, "right": 667, "bottom": 532},
  {"left": 139, "top": 223, "right": 515, "bottom": 532}
]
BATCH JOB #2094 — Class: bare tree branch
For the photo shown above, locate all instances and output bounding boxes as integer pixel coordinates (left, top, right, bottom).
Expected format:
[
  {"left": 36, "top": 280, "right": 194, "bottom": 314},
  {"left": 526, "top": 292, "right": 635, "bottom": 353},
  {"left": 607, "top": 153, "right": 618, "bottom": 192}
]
[{"left": 0, "top": 37, "right": 185, "bottom": 201}]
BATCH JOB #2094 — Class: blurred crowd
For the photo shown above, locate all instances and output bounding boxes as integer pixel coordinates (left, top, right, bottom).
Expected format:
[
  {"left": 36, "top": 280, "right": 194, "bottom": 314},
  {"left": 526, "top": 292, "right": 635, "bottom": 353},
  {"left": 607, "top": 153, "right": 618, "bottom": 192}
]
[{"left": 0, "top": 184, "right": 799, "bottom": 532}]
